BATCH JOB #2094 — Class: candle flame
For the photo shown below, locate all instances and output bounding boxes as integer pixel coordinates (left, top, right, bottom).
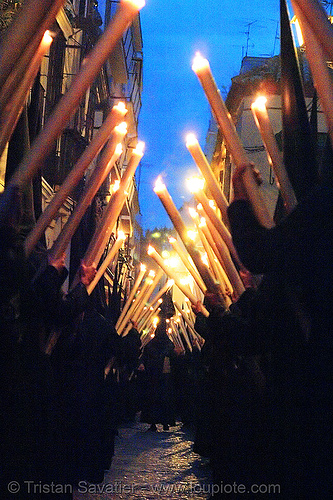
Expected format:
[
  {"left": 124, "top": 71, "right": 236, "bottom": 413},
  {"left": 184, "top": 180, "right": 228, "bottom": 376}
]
[
  {"left": 42, "top": 30, "right": 53, "bottom": 45},
  {"left": 158, "top": 298, "right": 163, "bottom": 303},
  {"left": 153, "top": 176, "right": 166, "bottom": 193},
  {"left": 152, "top": 316, "right": 159, "bottom": 327},
  {"left": 114, "top": 143, "right": 123, "bottom": 156},
  {"left": 140, "top": 263, "right": 146, "bottom": 272},
  {"left": 185, "top": 133, "right": 198, "bottom": 148},
  {"left": 117, "top": 230, "right": 126, "bottom": 240},
  {"left": 208, "top": 199, "right": 216, "bottom": 209},
  {"left": 114, "top": 121, "right": 128, "bottom": 135},
  {"left": 148, "top": 270, "right": 156, "bottom": 277},
  {"left": 188, "top": 207, "right": 198, "bottom": 219},
  {"left": 251, "top": 96, "right": 267, "bottom": 112},
  {"left": 126, "top": 0, "right": 146, "bottom": 9},
  {"left": 165, "top": 256, "right": 180, "bottom": 268},
  {"left": 199, "top": 217, "right": 206, "bottom": 228},
  {"left": 147, "top": 245, "right": 155, "bottom": 256},
  {"left": 167, "top": 279, "right": 174, "bottom": 287},
  {"left": 202, "top": 253, "right": 209, "bottom": 267},
  {"left": 291, "top": 16, "right": 304, "bottom": 46},
  {"left": 150, "top": 333, "right": 155, "bottom": 338},
  {"left": 168, "top": 236, "right": 176, "bottom": 244},
  {"left": 191, "top": 52, "right": 210, "bottom": 73},
  {"left": 133, "top": 141, "right": 145, "bottom": 156},
  {"left": 112, "top": 179, "right": 120, "bottom": 193},
  {"left": 187, "top": 176, "right": 205, "bottom": 193},
  {"left": 187, "top": 230, "right": 197, "bottom": 241},
  {"left": 114, "top": 101, "right": 127, "bottom": 113}
]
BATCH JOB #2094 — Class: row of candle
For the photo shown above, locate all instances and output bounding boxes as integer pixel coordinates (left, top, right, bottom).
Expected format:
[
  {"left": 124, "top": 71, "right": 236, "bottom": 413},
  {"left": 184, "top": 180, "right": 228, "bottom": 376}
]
[{"left": 2, "top": 0, "right": 332, "bottom": 347}]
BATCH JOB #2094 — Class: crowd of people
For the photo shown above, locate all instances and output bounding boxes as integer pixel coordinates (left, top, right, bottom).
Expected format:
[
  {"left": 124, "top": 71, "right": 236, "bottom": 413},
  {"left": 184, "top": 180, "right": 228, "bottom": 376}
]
[{"left": 1, "top": 153, "right": 332, "bottom": 500}]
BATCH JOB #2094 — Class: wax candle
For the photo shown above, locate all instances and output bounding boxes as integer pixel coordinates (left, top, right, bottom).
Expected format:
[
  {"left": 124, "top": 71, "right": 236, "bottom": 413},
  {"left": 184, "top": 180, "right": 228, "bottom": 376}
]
[
  {"left": 117, "top": 269, "right": 154, "bottom": 335},
  {"left": 187, "top": 176, "right": 243, "bottom": 267},
  {"left": 291, "top": 0, "right": 333, "bottom": 63},
  {"left": 0, "top": 31, "right": 54, "bottom": 158},
  {"left": 48, "top": 140, "right": 124, "bottom": 262},
  {"left": 147, "top": 245, "right": 209, "bottom": 317},
  {"left": 168, "top": 236, "right": 206, "bottom": 294},
  {"left": 87, "top": 231, "right": 126, "bottom": 295},
  {"left": 291, "top": 1, "right": 333, "bottom": 149},
  {"left": 185, "top": 133, "right": 229, "bottom": 222},
  {"left": 3, "top": 0, "right": 145, "bottom": 194},
  {"left": 0, "top": 0, "right": 64, "bottom": 92},
  {"left": 115, "top": 263, "right": 146, "bottom": 330},
  {"left": 192, "top": 52, "right": 274, "bottom": 228},
  {"left": 24, "top": 102, "right": 127, "bottom": 256},
  {"left": 153, "top": 176, "right": 219, "bottom": 295},
  {"left": 83, "top": 141, "right": 144, "bottom": 267},
  {"left": 251, "top": 96, "right": 297, "bottom": 213}
]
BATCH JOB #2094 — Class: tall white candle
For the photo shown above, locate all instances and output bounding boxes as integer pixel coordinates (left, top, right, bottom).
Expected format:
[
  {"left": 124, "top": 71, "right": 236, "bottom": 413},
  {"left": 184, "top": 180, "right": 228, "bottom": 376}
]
[
  {"left": 115, "top": 263, "right": 146, "bottom": 330},
  {"left": 192, "top": 52, "right": 274, "bottom": 228},
  {"left": 291, "top": 1, "right": 333, "bottom": 150},
  {"left": 24, "top": 102, "right": 127, "bottom": 256},
  {"left": 185, "top": 133, "right": 229, "bottom": 222},
  {"left": 2, "top": 0, "right": 145, "bottom": 195},
  {"left": 291, "top": 0, "right": 333, "bottom": 62},
  {"left": 0, "top": 31, "right": 54, "bottom": 157},
  {"left": 87, "top": 231, "right": 126, "bottom": 295},
  {"left": 147, "top": 245, "right": 210, "bottom": 317},
  {"left": 83, "top": 141, "right": 144, "bottom": 267},
  {"left": 251, "top": 96, "right": 297, "bottom": 213}
]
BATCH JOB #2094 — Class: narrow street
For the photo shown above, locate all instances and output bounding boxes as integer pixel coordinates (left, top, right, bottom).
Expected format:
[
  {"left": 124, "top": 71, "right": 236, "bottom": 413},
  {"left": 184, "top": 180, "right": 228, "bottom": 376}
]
[{"left": 74, "top": 419, "right": 212, "bottom": 500}]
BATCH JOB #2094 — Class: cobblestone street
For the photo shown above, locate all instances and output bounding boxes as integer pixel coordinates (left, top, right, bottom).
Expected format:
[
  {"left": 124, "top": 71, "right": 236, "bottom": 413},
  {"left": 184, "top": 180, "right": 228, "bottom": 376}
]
[{"left": 74, "top": 419, "right": 212, "bottom": 500}]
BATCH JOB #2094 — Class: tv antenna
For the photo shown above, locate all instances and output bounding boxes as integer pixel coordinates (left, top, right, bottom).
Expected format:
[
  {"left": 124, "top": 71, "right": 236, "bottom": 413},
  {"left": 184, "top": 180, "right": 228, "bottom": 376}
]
[{"left": 243, "top": 20, "right": 257, "bottom": 57}]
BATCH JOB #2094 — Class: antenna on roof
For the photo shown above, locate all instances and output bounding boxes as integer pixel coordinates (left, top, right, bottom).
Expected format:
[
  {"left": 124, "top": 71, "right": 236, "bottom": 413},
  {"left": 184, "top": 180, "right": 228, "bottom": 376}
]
[
  {"left": 271, "top": 20, "right": 280, "bottom": 57},
  {"left": 244, "top": 20, "right": 257, "bottom": 57}
]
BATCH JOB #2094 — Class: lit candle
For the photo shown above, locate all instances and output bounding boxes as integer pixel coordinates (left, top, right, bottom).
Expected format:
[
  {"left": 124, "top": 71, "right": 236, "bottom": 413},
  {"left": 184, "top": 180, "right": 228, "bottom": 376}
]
[
  {"left": 251, "top": 96, "right": 297, "bottom": 213},
  {"left": 291, "top": 1, "right": 333, "bottom": 149},
  {"left": 83, "top": 141, "right": 144, "bottom": 267},
  {"left": 48, "top": 140, "right": 124, "bottom": 263},
  {"left": 202, "top": 215, "right": 245, "bottom": 299},
  {"left": 0, "top": 0, "right": 64, "bottom": 92},
  {"left": 174, "top": 302, "right": 202, "bottom": 351},
  {"left": 169, "top": 321, "right": 185, "bottom": 352},
  {"left": 185, "top": 133, "right": 229, "bottom": 222},
  {"left": 168, "top": 236, "right": 206, "bottom": 294},
  {"left": 147, "top": 245, "right": 210, "bottom": 317},
  {"left": 138, "top": 278, "right": 174, "bottom": 331},
  {"left": 0, "top": 31, "right": 54, "bottom": 158},
  {"left": 291, "top": 0, "right": 333, "bottom": 63},
  {"left": 87, "top": 231, "right": 126, "bottom": 295},
  {"left": 24, "top": 102, "right": 127, "bottom": 256},
  {"left": 153, "top": 176, "right": 220, "bottom": 295},
  {"left": 192, "top": 52, "right": 274, "bottom": 228},
  {"left": 122, "top": 269, "right": 164, "bottom": 336},
  {"left": 175, "top": 316, "right": 193, "bottom": 352},
  {"left": 187, "top": 176, "right": 243, "bottom": 267},
  {"left": 139, "top": 299, "right": 163, "bottom": 332},
  {"left": 115, "top": 263, "right": 146, "bottom": 330},
  {"left": 2, "top": 0, "right": 145, "bottom": 196},
  {"left": 193, "top": 213, "right": 233, "bottom": 305},
  {"left": 117, "top": 269, "right": 155, "bottom": 335}
]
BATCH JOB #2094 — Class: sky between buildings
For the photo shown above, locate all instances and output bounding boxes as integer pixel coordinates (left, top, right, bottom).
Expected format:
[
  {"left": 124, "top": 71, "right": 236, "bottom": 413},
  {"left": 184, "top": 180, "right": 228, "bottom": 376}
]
[{"left": 98, "top": 0, "right": 289, "bottom": 231}]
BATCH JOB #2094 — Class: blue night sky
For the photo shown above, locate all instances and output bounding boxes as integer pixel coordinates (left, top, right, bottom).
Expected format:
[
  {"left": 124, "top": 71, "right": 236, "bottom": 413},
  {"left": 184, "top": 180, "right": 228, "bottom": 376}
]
[{"left": 99, "top": 1, "right": 287, "bottom": 231}]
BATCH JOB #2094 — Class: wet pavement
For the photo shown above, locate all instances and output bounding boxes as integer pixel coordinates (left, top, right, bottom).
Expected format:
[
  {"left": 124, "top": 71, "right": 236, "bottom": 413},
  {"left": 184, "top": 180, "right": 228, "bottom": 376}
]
[{"left": 74, "top": 419, "right": 212, "bottom": 499}]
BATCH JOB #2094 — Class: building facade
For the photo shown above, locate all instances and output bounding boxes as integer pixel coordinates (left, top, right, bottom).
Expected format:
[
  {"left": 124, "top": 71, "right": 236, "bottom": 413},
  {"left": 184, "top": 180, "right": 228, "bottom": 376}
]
[{"left": 0, "top": 0, "right": 144, "bottom": 300}]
